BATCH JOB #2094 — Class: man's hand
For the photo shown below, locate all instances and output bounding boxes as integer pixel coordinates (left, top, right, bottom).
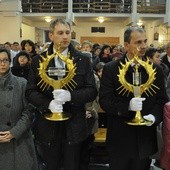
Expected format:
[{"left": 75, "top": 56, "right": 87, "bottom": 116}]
[
  {"left": 129, "top": 97, "right": 146, "bottom": 111},
  {"left": 48, "top": 100, "right": 63, "bottom": 113},
  {"left": 143, "top": 114, "right": 155, "bottom": 126},
  {"left": 52, "top": 89, "right": 71, "bottom": 102}
]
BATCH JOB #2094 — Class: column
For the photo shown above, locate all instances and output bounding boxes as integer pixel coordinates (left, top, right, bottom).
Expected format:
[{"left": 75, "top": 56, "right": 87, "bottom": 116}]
[{"left": 0, "top": 0, "right": 22, "bottom": 43}]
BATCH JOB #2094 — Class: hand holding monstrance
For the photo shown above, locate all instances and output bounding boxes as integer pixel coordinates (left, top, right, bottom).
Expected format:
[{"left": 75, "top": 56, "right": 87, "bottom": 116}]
[
  {"left": 38, "top": 44, "right": 77, "bottom": 121},
  {"left": 117, "top": 53, "right": 159, "bottom": 125},
  {"left": 49, "top": 89, "right": 71, "bottom": 113}
]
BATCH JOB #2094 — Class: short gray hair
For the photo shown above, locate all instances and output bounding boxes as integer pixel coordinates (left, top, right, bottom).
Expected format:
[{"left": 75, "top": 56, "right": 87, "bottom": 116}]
[
  {"left": 124, "top": 26, "right": 145, "bottom": 43},
  {"left": 49, "top": 18, "right": 71, "bottom": 33}
]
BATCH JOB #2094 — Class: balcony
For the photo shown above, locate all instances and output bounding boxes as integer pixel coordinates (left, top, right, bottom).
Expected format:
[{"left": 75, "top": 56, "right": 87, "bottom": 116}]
[{"left": 21, "top": 0, "right": 165, "bottom": 14}]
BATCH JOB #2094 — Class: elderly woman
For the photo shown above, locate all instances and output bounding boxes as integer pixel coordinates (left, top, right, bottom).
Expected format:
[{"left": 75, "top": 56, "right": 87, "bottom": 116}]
[{"left": 0, "top": 48, "right": 38, "bottom": 170}]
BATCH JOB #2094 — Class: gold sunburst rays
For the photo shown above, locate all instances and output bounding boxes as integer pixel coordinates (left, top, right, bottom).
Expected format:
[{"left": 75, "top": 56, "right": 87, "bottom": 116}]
[
  {"left": 117, "top": 55, "right": 159, "bottom": 97},
  {"left": 38, "top": 51, "right": 77, "bottom": 91}
]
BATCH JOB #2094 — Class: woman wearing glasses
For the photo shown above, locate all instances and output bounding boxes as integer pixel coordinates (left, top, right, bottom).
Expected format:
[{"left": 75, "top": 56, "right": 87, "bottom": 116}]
[{"left": 0, "top": 48, "right": 38, "bottom": 170}]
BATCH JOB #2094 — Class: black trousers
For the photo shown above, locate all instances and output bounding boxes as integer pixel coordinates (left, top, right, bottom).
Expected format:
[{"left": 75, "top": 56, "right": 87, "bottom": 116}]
[
  {"left": 79, "top": 134, "right": 95, "bottom": 170},
  {"left": 109, "top": 154, "right": 151, "bottom": 170},
  {"left": 35, "top": 123, "right": 81, "bottom": 170}
]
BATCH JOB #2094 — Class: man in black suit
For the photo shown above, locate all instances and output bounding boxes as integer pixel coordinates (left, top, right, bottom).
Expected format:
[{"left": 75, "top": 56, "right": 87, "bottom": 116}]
[
  {"left": 26, "top": 18, "right": 97, "bottom": 170},
  {"left": 99, "top": 26, "right": 168, "bottom": 170}
]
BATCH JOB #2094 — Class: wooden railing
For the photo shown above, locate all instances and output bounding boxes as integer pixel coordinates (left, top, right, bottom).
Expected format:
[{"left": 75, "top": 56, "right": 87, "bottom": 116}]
[{"left": 21, "top": 0, "right": 165, "bottom": 14}]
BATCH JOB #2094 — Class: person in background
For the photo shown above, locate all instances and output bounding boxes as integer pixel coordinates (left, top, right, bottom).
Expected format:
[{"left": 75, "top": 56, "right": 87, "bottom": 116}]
[
  {"left": 12, "top": 42, "right": 20, "bottom": 54},
  {"left": 161, "top": 42, "right": 170, "bottom": 75},
  {"left": 70, "top": 39, "right": 81, "bottom": 51},
  {"left": 4, "top": 42, "right": 17, "bottom": 66},
  {"left": 145, "top": 47, "right": 169, "bottom": 86},
  {"left": 81, "top": 40, "right": 93, "bottom": 61},
  {"left": 11, "top": 51, "right": 31, "bottom": 80},
  {"left": 99, "top": 44, "right": 112, "bottom": 63},
  {"left": 0, "top": 48, "right": 38, "bottom": 170},
  {"left": 99, "top": 26, "right": 168, "bottom": 170},
  {"left": 91, "top": 46, "right": 101, "bottom": 71},
  {"left": 21, "top": 39, "right": 37, "bottom": 62},
  {"left": 111, "top": 45, "right": 123, "bottom": 61},
  {"left": 25, "top": 18, "right": 97, "bottom": 170}
]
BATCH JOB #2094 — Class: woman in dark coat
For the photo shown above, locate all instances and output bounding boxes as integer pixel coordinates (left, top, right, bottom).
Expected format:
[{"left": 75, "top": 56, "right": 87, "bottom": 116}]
[{"left": 11, "top": 51, "right": 30, "bottom": 80}]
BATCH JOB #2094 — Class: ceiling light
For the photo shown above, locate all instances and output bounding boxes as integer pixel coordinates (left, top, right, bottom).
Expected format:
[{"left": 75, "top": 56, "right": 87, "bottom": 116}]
[
  {"left": 44, "top": 16, "right": 52, "bottom": 23},
  {"left": 97, "top": 17, "right": 105, "bottom": 23},
  {"left": 137, "top": 21, "right": 143, "bottom": 26}
]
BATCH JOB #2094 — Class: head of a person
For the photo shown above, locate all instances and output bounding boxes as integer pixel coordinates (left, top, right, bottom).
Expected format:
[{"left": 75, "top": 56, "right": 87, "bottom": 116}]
[
  {"left": 93, "top": 46, "right": 101, "bottom": 56},
  {"left": 165, "top": 42, "right": 170, "bottom": 56},
  {"left": 145, "top": 47, "right": 161, "bottom": 65},
  {"left": 124, "top": 26, "right": 147, "bottom": 59},
  {"left": 49, "top": 18, "right": 71, "bottom": 53},
  {"left": 21, "top": 39, "right": 36, "bottom": 54},
  {"left": 81, "top": 41, "right": 93, "bottom": 52},
  {"left": 99, "top": 45, "right": 111, "bottom": 57},
  {"left": 95, "top": 62, "right": 105, "bottom": 78},
  {"left": 0, "top": 48, "right": 11, "bottom": 77},
  {"left": 70, "top": 39, "right": 81, "bottom": 51},
  {"left": 15, "top": 51, "right": 30, "bottom": 67},
  {"left": 13, "top": 42, "right": 20, "bottom": 52},
  {"left": 4, "top": 42, "right": 12, "bottom": 51}
]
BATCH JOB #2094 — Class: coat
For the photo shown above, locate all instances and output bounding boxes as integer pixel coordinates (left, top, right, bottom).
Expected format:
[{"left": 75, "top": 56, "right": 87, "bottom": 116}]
[
  {"left": 99, "top": 55, "right": 168, "bottom": 159},
  {"left": 26, "top": 43, "right": 97, "bottom": 145},
  {"left": 0, "top": 71, "right": 38, "bottom": 170},
  {"left": 162, "top": 54, "right": 170, "bottom": 74},
  {"left": 160, "top": 102, "right": 170, "bottom": 170}
]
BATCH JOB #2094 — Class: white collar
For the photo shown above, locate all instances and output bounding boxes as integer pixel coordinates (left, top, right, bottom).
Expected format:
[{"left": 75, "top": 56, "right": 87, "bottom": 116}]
[{"left": 53, "top": 48, "right": 68, "bottom": 57}]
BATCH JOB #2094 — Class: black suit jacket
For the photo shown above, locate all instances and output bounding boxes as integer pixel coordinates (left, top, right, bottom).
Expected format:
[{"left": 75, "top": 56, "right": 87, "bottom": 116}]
[
  {"left": 26, "top": 43, "right": 97, "bottom": 145},
  {"left": 162, "top": 54, "right": 170, "bottom": 72},
  {"left": 99, "top": 55, "right": 168, "bottom": 159}
]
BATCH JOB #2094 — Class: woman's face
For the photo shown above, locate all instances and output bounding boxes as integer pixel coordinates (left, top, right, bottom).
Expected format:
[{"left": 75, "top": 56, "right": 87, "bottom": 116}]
[
  {"left": 18, "top": 55, "right": 29, "bottom": 66},
  {"left": 0, "top": 52, "right": 10, "bottom": 77},
  {"left": 95, "top": 48, "right": 101, "bottom": 56},
  {"left": 104, "top": 47, "right": 110, "bottom": 55},
  {"left": 24, "top": 43, "right": 33, "bottom": 53}
]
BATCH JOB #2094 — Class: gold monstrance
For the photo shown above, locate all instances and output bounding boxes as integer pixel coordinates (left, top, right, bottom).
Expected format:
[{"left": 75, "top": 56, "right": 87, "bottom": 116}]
[
  {"left": 37, "top": 45, "right": 77, "bottom": 121},
  {"left": 117, "top": 55, "right": 159, "bottom": 125}
]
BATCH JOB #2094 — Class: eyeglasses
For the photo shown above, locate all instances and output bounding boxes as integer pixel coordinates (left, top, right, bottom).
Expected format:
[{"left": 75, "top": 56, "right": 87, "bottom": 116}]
[{"left": 0, "top": 59, "right": 10, "bottom": 64}]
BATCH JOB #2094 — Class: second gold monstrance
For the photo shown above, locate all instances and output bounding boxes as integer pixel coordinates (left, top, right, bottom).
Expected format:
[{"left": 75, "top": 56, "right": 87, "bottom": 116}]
[{"left": 117, "top": 55, "right": 159, "bottom": 125}]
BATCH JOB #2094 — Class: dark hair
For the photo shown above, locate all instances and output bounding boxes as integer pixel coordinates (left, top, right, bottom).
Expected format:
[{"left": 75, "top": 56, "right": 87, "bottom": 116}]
[
  {"left": 49, "top": 18, "right": 71, "bottom": 33},
  {"left": 95, "top": 62, "right": 105, "bottom": 72},
  {"left": 145, "top": 47, "right": 158, "bottom": 59},
  {"left": 0, "top": 48, "right": 11, "bottom": 62},
  {"left": 99, "top": 45, "right": 111, "bottom": 58},
  {"left": 124, "top": 26, "right": 145, "bottom": 43},
  {"left": 13, "top": 42, "right": 19, "bottom": 45},
  {"left": 16, "top": 51, "right": 30, "bottom": 60},
  {"left": 13, "top": 51, "right": 30, "bottom": 66},
  {"left": 21, "top": 39, "right": 36, "bottom": 54}
]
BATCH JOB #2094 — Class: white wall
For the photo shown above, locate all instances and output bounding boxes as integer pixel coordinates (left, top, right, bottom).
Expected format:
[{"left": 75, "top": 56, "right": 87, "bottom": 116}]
[
  {"left": 72, "top": 21, "right": 125, "bottom": 45},
  {"left": 0, "top": 14, "right": 21, "bottom": 43},
  {"left": 22, "top": 23, "right": 35, "bottom": 42}
]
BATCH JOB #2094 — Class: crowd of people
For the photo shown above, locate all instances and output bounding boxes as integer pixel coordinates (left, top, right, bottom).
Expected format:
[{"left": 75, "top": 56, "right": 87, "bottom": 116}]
[{"left": 0, "top": 18, "right": 170, "bottom": 170}]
